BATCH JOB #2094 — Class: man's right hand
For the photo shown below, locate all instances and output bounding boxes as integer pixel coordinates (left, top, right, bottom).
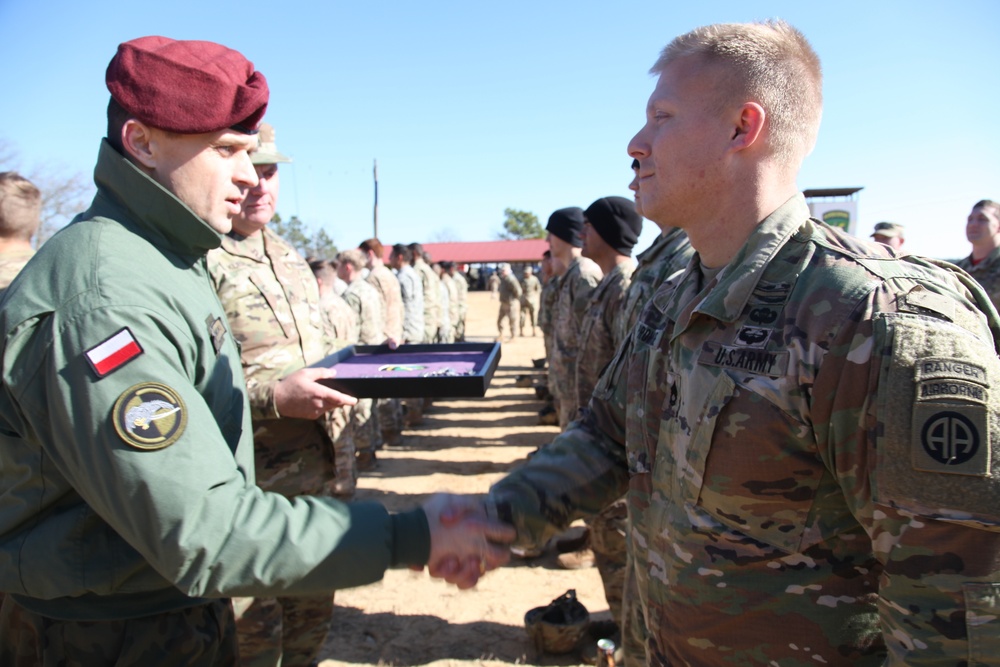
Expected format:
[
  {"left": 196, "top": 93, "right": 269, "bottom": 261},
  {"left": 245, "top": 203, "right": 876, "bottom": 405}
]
[{"left": 273, "top": 367, "right": 358, "bottom": 419}]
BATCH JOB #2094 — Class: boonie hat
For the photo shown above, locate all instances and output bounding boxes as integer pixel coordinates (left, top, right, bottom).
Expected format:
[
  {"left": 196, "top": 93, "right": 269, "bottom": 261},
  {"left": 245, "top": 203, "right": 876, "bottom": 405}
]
[
  {"left": 106, "top": 36, "right": 269, "bottom": 134},
  {"left": 251, "top": 123, "right": 292, "bottom": 165}
]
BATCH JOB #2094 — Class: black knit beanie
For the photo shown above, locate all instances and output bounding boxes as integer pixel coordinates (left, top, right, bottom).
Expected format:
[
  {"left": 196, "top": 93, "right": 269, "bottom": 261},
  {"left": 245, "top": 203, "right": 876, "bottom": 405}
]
[
  {"left": 546, "top": 207, "right": 586, "bottom": 248},
  {"left": 584, "top": 196, "right": 643, "bottom": 256}
]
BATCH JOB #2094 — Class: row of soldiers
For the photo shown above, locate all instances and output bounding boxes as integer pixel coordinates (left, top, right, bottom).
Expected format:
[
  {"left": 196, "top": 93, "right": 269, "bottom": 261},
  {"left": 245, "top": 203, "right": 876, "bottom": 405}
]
[{"left": 525, "top": 160, "right": 695, "bottom": 656}]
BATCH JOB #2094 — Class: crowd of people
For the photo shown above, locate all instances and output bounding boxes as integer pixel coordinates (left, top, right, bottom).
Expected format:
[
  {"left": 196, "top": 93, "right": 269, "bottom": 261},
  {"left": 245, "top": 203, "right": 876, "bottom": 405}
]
[{"left": 0, "top": 19, "right": 999, "bottom": 667}]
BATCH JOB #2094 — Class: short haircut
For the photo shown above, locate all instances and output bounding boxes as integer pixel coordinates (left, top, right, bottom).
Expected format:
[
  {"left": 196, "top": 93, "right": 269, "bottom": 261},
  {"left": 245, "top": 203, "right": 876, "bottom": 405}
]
[
  {"left": 359, "top": 237, "right": 383, "bottom": 257},
  {"left": 408, "top": 242, "right": 425, "bottom": 259},
  {"left": 441, "top": 260, "right": 454, "bottom": 271},
  {"left": 0, "top": 172, "right": 42, "bottom": 241},
  {"left": 651, "top": 20, "right": 822, "bottom": 165},
  {"left": 974, "top": 200, "right": 1000, "bottom": 220},
  {"left": 391, "top": 243, "right": 413, "bottom": 264},
  {"left": 308, "top": 257, "right": 335, "bottom": 283},
  {"left": 106, "top": 97, "right": 132, "bottom": 155},
  {"left": 338, "top": 248, "right": 366, "bottom": 271}
]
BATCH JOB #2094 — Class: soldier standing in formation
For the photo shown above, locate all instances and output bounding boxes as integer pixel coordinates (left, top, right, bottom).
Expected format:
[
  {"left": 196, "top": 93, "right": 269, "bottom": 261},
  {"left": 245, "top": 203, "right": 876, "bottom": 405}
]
[
  {"left": 410, "top": 243, "right": 440, "bottom": 345},
  {"left": 207, "top": 123, "right": 355, "bottom": 667},
  {"left": 390, "top": 243, "right": 425, "bottom": 344},
  {"left": 496, "top": 262, "right": 522, "bottom": 339},
  {"left": 519, "top": 265, "right": 541, "bottom": 336},
  {"left": 436, "top": 261, "right": 457, "bottom": 343},
  {"left": 446, "top": 261, "right": 469, "bottom": 341},
  {"left": 337, "top": 248, "right": 387, "bottom": 470},
  {"left": 360, "top": 238, "right": 406, "bottom": 447},
  {"left": 475, "top": 20, "right": 1000, "bottom": 665},
  {"left": 546, "top": 207, "right": 603, "bottom": 428},
  {"left": 0, "top": 172, "right": 41, "bottom": 296},
  {"left": 956, "top": 199, "right": 1000, "bottom": 312}
]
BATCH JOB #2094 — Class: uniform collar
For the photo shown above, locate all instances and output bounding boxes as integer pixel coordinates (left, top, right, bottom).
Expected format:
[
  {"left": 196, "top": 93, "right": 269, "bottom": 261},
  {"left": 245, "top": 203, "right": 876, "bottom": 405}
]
[
  {"left": 678, "top": 194, "right": 809, "bottom": 324},
  {"left": 92, "top": 140, "right": 223, "bottom": 256}
]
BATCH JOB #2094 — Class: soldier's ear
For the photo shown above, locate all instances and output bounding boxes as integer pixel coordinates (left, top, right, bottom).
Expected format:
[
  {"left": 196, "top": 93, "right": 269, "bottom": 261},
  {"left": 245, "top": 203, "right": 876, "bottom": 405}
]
[{"left": 121, "top": 119, "right": 158, "bottom": 169}]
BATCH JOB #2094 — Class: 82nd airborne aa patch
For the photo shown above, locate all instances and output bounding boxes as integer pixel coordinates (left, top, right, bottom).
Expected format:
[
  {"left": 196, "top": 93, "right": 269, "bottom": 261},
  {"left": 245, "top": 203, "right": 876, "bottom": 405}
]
[
  {"left": 113, "top": 383, "right": 187, "bottom": 450},
  {"left": 913, "top": 357, "right": 990, "bottom": 476}
]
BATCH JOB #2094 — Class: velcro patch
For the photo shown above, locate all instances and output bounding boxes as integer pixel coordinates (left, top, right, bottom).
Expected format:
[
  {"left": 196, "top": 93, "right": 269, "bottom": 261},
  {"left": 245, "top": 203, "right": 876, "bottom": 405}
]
[
  {"left": 913, "top": 404, "right": 990, "bottom": 476},
  {"left": 915, "top": 357, "right": 987, "bottom": 385},
  {"left": 699, "top": 342, "right": 788, "bottom": 377},
  {"left": 917, "top": 379, "right": 987, "bottom": 404},
  {"left": 113, "top": 383, "right": 187, "bottom": 451},
  {"left": 85, "top": 328, "right": 143, "bottom": 378}
]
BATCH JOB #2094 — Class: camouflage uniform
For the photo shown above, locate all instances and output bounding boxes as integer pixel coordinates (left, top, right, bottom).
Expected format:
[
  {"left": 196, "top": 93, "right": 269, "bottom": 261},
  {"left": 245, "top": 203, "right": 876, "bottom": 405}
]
[
  {"left": 441, "top": 272, "right": 460, "bottom": 343},
  {"left": 397, "top": 263, "right": 425, "bottom": 344},
  {"left": 320, "top": 291, "right": 359, "bottom": 345},
  {"left": 0, "top": 247, "right": 34, "bottom": 296},
  {"left": 366, "top": 264, "right": 405, "bottom": 443},
  {"left": 956, "top": 247, "right": 1000, "bottom": 313},
  {"left": 520, "top": 272, "right": 542, "bottom": 335},
  {"left": 575, "top": 258, "right": 635, "bottom": 627},
  {"left": 438, "top": 275, "right": 455, "bottom": 343},
  {"left": 490, "top": 196, "right": 1000, "bottom": 666},
  {"left": 551, "top": 255, "right": 602, "bottom": 428},
  {"left": 539, "top": 276, "right": 560, "bottom": 388},
  {"left": 452, "top": 270, "right": 469, "bottom": 341},
  {"left": 616, "top": 228, "right": 693, "bottom": 344},
  {"left": 613, "top": 226, "right": 692, "bottom": 661},
  {"left": 342, "top": 277, "right": 386, "bottom": 462},
  {"left": 497, "top": 271, "right": 522, "bottom": 338},
  {"left": 413, "top": 257, "right": 440, "bottom": 344},
  {"left": 208, "top": 228, "right": 350, "bottom": 667}
]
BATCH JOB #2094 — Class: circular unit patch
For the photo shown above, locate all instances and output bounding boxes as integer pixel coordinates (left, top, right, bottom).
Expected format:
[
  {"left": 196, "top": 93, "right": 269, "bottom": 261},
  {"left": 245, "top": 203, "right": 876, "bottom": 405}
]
[
  {"left": 113, "top": 382, "right": 187, "bottom": 450},
  {"left": 921, "top": 410, "right": 980, "bottom": 466}
]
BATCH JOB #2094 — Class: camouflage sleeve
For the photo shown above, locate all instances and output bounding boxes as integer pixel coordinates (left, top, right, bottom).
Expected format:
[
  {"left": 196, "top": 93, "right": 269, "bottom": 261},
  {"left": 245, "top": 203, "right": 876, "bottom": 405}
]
[
  {"left": 812, "top": 280, "right": 1000, "bottom": 661},
  {"left": 570, "top": 273, "right": 598, "bottom": 331},
  {"left": 488, "top": 339, "right": 631, "bottom": 548},
  {"left": 245, "top": 377, "right": 281, "bottom": 421}
]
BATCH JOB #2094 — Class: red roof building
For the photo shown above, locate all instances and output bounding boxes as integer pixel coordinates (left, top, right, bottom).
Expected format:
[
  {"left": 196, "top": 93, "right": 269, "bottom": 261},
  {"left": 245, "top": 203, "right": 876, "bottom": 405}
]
[{"left": 382, "top": 239, "right": 548, "bottom": 264}]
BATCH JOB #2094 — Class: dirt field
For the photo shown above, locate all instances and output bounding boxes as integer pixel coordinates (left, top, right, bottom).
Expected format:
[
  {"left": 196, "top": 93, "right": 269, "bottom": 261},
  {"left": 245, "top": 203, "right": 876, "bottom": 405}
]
[{"left": 317, "top": 290, "right": 608, "bottom": 667}]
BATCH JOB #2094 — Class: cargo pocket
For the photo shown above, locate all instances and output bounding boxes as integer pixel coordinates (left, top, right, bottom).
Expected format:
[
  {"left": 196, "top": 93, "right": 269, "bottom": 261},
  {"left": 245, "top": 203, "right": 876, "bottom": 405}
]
[{"left": 677, "top": 370, "right": 823, "bottom": 553}]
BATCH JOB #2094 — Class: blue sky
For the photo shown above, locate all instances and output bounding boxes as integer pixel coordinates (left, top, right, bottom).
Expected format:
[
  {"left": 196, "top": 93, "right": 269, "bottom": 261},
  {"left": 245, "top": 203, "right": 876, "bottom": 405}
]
[{"left": 1, "top": 0, "right": 997, "bottom": 260}]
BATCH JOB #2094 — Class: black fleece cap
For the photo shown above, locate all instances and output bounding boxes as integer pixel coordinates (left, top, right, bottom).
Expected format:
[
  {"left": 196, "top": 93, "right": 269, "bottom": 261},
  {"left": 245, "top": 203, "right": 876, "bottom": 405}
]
[
  {"left": 584, "top": 196, "right": 643, "bottom": 256},
  {"left": 546, "top": 207, "right": 586, "bottom": 247}
]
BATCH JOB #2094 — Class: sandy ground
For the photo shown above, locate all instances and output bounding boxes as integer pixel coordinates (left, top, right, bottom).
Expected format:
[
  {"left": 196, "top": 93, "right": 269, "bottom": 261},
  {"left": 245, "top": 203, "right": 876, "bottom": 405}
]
[{"left": 317, "top": 290, "right": 608, "bottom": 667}]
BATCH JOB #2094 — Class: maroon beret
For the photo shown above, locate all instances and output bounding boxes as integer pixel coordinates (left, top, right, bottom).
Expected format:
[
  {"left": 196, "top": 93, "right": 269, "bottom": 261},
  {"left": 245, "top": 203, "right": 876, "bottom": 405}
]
[{"left": 106, "top": 36, "right": 269, "bottom": 134}]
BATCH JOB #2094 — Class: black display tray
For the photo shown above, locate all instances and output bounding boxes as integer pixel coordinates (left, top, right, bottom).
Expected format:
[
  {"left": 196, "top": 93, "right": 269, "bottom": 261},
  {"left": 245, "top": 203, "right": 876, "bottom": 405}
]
[{"left": 310, "top": 342, "right": 502, "bottom": 398}]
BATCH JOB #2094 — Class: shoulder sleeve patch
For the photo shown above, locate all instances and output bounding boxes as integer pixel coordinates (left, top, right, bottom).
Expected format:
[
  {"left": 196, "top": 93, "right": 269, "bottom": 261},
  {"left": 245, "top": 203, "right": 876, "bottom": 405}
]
[
  {"left": 875, "top": 313, "right": 1000, "bottom": 519},
  {"left": 113, "top": 383, "right": 187, "bottom": 450}
]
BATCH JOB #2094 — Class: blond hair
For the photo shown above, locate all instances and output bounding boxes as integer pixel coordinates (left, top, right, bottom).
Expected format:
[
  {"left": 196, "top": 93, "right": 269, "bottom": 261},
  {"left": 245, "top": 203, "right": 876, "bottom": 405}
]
[
  {"left": 337, "top": 248, "right": 366, "bottom": 272},
  {"left": 652, "top": 20, "right": 822, "bottom": 165},
  {"left": 0, "top": 172, "right": 42, "bottom": 241}
]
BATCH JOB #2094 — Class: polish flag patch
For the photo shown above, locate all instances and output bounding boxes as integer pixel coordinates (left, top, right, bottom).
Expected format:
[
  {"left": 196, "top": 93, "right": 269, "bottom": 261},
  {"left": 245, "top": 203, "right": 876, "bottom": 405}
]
[{"left": 85, "top": 328, "right": 144, "bottom": 378}]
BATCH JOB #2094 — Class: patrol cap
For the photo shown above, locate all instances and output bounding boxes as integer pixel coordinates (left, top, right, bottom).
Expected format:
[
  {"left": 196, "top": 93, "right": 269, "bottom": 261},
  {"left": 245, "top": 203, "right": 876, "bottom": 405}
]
[
  {"left": 251, "top": 123, "right": 292, "bottom": 165},
  {"left": 546, "top": 207, "right": 586, "bottom": 248},
  {"left": 106, "top": 36, "right": 269, "bottom": 134},
  {"left": 871, "top": 221, "right": 904, "bottom": 238},
  {"left": 584, "top": 195, "right": 643, "bottom": 256}
]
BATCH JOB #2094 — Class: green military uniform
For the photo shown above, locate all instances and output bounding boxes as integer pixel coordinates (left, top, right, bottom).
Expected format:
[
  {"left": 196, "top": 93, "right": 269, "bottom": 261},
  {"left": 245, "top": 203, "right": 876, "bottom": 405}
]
[
  {"left": 343, "top": 277, "right": 385, "bottom": 464},
  {"left": 956, "top": 247, "right": 1000, "bottom": 313},
  {"left": 207, "top": 227, "right": 355, "bottom": 667},
  {"left": 497, "top": 271, "right": 522, "bottom": 338},
  {"left": 551, "top": 255, "right": 602, "bottom": 428},
  {"left": 366, "top": 263, "right": 405, "bottom": 445},
  {"left": 397, "top": 263, "right": 425, "bottom": 344},
  {"left": 0, "top": 142, "right": 430, "bottom": 661},
  {"left": 491, "top": 195, "right": 1000, "bottom": 665},
  {"left": 520, "top": 272, "right": 541, "bottom": 336}
]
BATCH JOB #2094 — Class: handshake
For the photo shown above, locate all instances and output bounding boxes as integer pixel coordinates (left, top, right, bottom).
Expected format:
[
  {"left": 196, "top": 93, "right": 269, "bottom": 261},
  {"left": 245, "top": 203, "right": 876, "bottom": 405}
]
[{"left": 419, "top": 493, "right": 518, "bottom": 590}]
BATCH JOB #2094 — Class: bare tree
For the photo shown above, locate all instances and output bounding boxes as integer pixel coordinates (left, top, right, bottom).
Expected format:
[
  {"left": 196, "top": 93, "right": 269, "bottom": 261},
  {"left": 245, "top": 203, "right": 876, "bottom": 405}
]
[{"left": 0, "top": 139, "right": 94, "bottom": 248}]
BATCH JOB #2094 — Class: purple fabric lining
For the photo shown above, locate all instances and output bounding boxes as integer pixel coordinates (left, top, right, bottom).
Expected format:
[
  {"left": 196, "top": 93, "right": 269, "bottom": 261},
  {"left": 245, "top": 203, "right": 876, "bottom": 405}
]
[{"left": 331, "top": 351, "right": 483, "bottom": 378}]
